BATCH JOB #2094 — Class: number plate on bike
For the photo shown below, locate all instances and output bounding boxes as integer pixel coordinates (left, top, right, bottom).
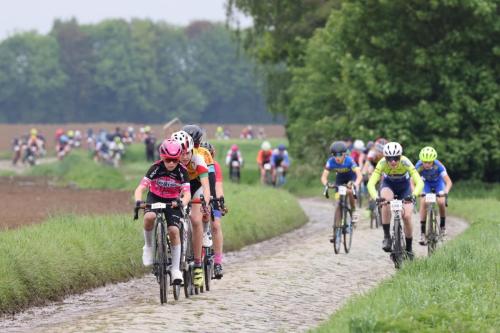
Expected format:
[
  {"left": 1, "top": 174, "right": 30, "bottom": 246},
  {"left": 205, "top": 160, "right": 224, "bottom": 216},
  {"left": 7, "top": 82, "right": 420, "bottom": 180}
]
[
  {"left": 151, "top": 202, "right": 167, "bottom": 209},
  {"left": 231, "top": 161, "right": 240, "bottom": 167},
  {"left": 338, "top": 186, "right": 347, "bottom": 195},
  {"left": 390, "top": 200, "right": 403, "bottom": 211},
  {"left": 425, "top": 193, "right": 436, "bottom": 203}
]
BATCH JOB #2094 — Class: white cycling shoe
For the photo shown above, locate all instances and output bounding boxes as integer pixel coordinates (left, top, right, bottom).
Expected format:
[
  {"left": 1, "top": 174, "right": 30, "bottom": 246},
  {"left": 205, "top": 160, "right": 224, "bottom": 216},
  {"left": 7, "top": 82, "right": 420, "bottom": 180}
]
[
  {"left": 171, "top": 269, "right": 183, "bottom": 284},
  {"left": 142, "top": 246, "right": 154, "bottom": 266}
]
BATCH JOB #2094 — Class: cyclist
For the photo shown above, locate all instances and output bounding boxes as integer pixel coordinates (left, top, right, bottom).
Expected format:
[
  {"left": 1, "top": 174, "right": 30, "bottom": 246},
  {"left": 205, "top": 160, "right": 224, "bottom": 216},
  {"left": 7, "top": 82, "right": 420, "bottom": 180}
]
[
  {"left": 271, "top": 144, "right": 290, "bottom": 186},
  {"left": 367, "top": 142, "right": 424, "bottom": 258},
  {"left": 182, "top": 125, "right": 218, "bottom": 247},
  {"left": 172, "top": 130, "right": 211, "bottom": 288},
  {"left": 201, "top": 141, "right": 225, "bottom": 279},
  {"left": 225, "top": 144, "right": 243, "bottom": 180},
  {"left": 134, "top": 139, "right": 191, "bottom": 284},
  {"left": 350, "top": 139, "right": 366, "bottom": 167},
  {"left": 321, "top": 141, "right": 363, "bottom": 230},
  {"left": 144, "top": 128, "right": 156, "bottom": 162},
  {"left": 415, "top": 146, "right": 453, "bottom": 244},
  {"left": 257, "top": 141, "right": 273, "bottom": 184}
]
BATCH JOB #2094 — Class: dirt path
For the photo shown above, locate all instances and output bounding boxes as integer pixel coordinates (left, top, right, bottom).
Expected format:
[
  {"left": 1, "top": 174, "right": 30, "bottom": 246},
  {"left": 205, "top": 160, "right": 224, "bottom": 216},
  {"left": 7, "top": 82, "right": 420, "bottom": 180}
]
[{"left": 0, "top": 198, "right": 468, "bottom": 333}]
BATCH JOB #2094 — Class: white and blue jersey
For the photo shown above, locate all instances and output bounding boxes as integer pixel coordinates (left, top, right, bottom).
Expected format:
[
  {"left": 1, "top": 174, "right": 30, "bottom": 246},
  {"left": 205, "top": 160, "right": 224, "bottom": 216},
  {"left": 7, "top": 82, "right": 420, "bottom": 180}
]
[
  {"left": 415, "top": 159, "right": 448, "bottom": 193},
  {"left": 325, "top": 156, "right": 358, "bottom": 185}
]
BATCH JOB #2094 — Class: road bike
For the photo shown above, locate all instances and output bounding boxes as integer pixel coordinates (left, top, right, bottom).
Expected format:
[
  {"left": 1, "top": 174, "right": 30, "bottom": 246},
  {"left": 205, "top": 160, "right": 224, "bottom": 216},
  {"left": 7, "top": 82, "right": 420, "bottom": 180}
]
[
  {"left": 377, "top": 196, "right": 414, "bottom": 269},
  {"left": 229, "top": 160, "right": 241, "bottom": 183},
  {"left": 134, "top": 202, "right": 181, "bottom": 304},
  {"left": 324, "top": 183, "right": 356, "bottom": 254},
  {"left": 420, "top": 190, "right": 447, "bottom": 256}
]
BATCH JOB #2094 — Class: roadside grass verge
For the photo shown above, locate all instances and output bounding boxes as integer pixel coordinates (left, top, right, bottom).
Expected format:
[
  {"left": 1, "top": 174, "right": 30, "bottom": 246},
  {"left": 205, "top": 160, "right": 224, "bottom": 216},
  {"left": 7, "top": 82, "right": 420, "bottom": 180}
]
[
  {"left": 313, "top": 187, "right": 500, "bottom": 332},
  {"left": 0, "top": 179, "right": 306, "bottom": 314}
]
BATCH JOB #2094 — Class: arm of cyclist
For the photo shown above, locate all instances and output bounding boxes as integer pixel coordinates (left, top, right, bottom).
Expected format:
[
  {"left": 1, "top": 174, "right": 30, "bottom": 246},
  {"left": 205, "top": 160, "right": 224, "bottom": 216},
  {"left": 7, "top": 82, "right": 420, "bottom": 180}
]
[
  {"left": 353, "top": 166, "right": 363, "bottom": 189},
  {"left": 367, "top": 166, "right": 382, "bottom": 200},
  {"left": 409, "top": 164, "right": 424, "bottom": 197},
  {"left": 321, "top": 169, "right": 330, "bottom": 187},
  {"left": 200, "top": 174, "right": 211, "bottom": 208},
  {"left": 443, "top": 174, "right": 453, "bottom": 194}
]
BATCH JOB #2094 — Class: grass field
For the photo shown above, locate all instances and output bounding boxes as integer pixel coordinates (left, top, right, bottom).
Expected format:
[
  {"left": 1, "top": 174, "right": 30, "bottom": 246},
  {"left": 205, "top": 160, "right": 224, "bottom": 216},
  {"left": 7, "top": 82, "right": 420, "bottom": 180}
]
[{"left": 313, "top": 186, "right": 500, "bottom": 332}]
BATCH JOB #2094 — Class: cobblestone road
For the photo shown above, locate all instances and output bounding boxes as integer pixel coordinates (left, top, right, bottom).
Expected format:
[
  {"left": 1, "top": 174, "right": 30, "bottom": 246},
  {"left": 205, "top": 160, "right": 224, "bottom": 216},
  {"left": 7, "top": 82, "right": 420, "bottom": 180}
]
[{"left": 0, "top": 198, "right": 468, "bottom": 333}]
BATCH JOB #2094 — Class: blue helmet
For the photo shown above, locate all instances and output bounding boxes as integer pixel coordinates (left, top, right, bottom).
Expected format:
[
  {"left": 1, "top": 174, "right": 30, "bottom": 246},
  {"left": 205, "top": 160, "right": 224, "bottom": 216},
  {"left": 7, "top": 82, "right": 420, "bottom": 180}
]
[{"left": 278, "top": 144, "right": 286, "bottom": 151}]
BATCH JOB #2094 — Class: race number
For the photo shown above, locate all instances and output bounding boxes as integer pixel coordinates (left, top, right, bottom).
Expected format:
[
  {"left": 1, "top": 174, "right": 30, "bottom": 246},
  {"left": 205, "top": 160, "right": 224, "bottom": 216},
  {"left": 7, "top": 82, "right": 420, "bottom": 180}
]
[
  {"left": 151, "top": 202, "right": 167, "bottom": 209},
  {"left": 425, "top": 193, "right": 437, "bottom": 203},
  {"left": 338, "top": 186, "right": 347, "bottom": 196},
  {"left": 390, "top": 200, "right": 403, "bottom": 211},
  {"left": 231, "top": 161, "right": 240, "bottom": 167}
]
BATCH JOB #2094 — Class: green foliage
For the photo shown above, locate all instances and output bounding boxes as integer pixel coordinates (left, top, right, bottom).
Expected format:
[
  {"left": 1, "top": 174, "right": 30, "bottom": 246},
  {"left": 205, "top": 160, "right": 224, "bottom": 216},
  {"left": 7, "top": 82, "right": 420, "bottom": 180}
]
[
  {"left": 288, "top": 0, "right": 500, "bottom": 181},
  {"left": 0, "top": 179, "right": 306, "bottom": 314},
  {"left": 314, "top": 190, "right": 500, "bottom": 332},
  {"left": 0, "top": 20, "right": 274, "bottom": 124}
]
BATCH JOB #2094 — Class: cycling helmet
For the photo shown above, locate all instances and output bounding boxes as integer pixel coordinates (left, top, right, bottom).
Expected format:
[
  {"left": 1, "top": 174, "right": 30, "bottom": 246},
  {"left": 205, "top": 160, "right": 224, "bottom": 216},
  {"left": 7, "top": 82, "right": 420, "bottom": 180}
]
[
  {"left": 30, "top": 128, "right": 38, "bottom": 136},
  {"left": 144, "top": 126, "right": 151, "bottom": 133},
  {"left": 419, "top": 146, "right": 437, "bottom": 162},
  {"left": 114, "top": 136, "right": 121, "bottom": 144},
  {"left": 231, "top": 144, "right": 239, "bottom": 152},
  {"left": 278, "top": 144, "right": 286, "bottom": 151},
  {"left": 182, "top": 124, "right": 203, "bottom": 145},
  {"left": 330, "top": 141, "right": 347, "bottom": 155},
  {"left": 159, "top": 139, "right": 182, "bottom": 159},
  {"left": 200, "top": 142, "right": 215, "bottom": 156},
  {"left": 171, "top": 130, "right": 194, "bottom": 152},
  {"left": 375, "top": 143, "right": 385, "bottom": 153},
  {"left": 383, "top": 142, "right": 403, "bottom": 157},
  {"left": 353, "top": 139, "right": 365, "bottom": 151},
  {"left": 366, "top": 141, "right": 374, "bottom": 150},
  {"left": 261, "top": 141, "right": 271, "bottom": 150}
]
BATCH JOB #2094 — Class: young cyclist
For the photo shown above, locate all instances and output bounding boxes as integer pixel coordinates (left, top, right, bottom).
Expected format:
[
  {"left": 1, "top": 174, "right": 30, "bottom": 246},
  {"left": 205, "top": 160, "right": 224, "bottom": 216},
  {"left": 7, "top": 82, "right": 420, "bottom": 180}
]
[
  {"left": 367, "top": 142, "right": 424, "bottom": 258},
  {"left": 201, "top": 141, "right": 226, "bottom": 279},
  {"left": 133, "top": 139, "right": 191, "bottom": 284},
  {"left": 321, "top": 141, "right": 363, "bottom": 232},
  {"left": 271, "top": 144, "right": 290, "bottom": 186},
  {"left": 172, "top": 130, "right": 211, "bottom": 288},
  {"left": 257, "top": 141, "right": 273, "bottom": 184},
  {"left": 225, "top": 144, "right": 244, "bottom": 181},
  {"left": 415, "top": 146, "right": 453, "bottom": 244}
]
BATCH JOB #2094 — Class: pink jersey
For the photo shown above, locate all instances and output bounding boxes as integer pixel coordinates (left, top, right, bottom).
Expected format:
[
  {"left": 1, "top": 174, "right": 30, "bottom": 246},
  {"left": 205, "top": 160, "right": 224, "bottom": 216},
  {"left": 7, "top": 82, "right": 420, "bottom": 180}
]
[{"left": 140, "top": 161, "right": 190, "bottom": 199}]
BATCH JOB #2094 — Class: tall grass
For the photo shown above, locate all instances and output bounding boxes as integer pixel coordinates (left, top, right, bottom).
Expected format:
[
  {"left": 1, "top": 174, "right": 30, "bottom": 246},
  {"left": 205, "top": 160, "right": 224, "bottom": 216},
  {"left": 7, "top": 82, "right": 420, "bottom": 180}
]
[
  {"left": 0, "top": 179, "right": 306, "bottom": 314},
  {"left": 313, "top": 186, "right": 500, "bottom": 332}
]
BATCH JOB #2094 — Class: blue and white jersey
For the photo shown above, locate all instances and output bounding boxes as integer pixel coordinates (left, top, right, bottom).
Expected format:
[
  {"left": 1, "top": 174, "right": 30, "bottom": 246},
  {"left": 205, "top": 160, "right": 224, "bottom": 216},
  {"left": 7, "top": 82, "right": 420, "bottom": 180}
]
[
  {"left": 325, "top": 156, "right": 358, "bottom": 177},
  {"left": 415, "top": 159, "right": 448, "bottom": 183}
]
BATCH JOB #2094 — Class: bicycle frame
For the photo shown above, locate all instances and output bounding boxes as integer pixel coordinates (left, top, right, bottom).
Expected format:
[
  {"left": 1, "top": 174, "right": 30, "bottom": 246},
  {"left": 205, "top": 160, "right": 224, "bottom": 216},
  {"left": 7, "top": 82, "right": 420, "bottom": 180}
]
[{"left": 325, "top": 184, "right": 354, "bottom": 254}]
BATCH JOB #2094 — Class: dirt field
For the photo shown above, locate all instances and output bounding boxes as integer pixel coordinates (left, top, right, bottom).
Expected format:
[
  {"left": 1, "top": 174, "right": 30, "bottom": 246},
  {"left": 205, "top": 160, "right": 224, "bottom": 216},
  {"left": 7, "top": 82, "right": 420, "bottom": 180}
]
[
  {"left": 0, "top": 123, "right": 286, "bottom": 151},
  {"left": 0, "top": 177, "right": 132, "bottom": 229}
]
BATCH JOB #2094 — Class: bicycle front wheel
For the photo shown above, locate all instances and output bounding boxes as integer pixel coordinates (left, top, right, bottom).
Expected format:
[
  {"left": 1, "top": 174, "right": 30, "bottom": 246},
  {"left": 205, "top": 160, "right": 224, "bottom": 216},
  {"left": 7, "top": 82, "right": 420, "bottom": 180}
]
[
  {"left": 392, "top": 219, "right": 405, "bottom": 269},
  {"left": 156, "top": 222, "right": 168, "bottom": 304},
  {"left": 343, "top": 211, "right": 353, "bottom": 253},
  {"left": 427, "top": 208, "right": 438, "bottom": 256},
  {"left": 333, "top": 216, "right": 342, "bottom": 254}
]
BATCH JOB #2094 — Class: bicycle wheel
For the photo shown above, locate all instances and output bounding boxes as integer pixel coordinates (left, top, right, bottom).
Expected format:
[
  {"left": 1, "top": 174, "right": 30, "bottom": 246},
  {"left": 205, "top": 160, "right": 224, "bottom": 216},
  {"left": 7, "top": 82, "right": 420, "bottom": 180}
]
[
  {"left": 427, "top": 208, "right": 438, "bottom": 256},
  {"left": 375, "top": 206, "right": 381, "bottom": 229},
  {"left": 343, "top": 210, "right": 353, "bottom": 253},
  {"left": 156, "top": 222, "right": 168, "bottom": 304},
  {"left": 391, "top": 219, "right": 405, "bottom": 269},
  {"left": 369, "top": 202, "right": 375, "bottom": 229},
  {"left": 332, "top": 214, "right": 342, "bottom": 254},
  {"left": 204, "top": 254, "right": 213, "bottom": 292},
  {"left": 183, "top": 265, "right": 194, "bottom": 298},
  {"left": 173, "top": 283, "right": 181, "bottom": 300}
]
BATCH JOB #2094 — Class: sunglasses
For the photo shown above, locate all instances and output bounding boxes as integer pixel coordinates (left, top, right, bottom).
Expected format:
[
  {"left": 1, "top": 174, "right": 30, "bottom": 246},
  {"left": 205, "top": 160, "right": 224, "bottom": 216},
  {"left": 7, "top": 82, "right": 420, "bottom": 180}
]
[
  {"left": 386, "top": 156, "right": 401, "bottom": 162},
  {"left": 332, "top": 152, "right": 345, "bottom": 157},
  {"left": 163, "top": 158, "right": 179, "bottom": 164}
]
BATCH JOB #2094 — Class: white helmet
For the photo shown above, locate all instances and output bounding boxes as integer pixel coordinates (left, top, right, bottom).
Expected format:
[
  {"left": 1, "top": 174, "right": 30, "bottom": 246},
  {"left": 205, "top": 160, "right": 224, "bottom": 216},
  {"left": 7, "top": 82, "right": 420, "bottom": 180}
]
[
  {"left": 171, "top": 130, "right": 194, "bottom": 152},
  {"left": 383, "top": 142, "right": 403, "bottom": 157},
  {"left": 261, "top": 141, "right": 271, "bottom": 150},
  {"left": 353, "top": 139, "right": 365, "bottom": 151}
]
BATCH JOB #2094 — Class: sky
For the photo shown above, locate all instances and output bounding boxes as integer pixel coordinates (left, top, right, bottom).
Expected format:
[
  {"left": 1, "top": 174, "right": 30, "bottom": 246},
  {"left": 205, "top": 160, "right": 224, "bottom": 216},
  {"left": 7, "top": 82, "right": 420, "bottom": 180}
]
[{"left": 0, "top": 0, "right": 252, "bottom": 41}]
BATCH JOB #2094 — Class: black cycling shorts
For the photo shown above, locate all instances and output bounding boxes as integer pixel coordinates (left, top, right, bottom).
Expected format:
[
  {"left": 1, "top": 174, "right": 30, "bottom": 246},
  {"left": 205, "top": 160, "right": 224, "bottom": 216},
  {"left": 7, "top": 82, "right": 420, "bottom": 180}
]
[{"left": 145, "top": 192, "right": 182, "bottom": 229}]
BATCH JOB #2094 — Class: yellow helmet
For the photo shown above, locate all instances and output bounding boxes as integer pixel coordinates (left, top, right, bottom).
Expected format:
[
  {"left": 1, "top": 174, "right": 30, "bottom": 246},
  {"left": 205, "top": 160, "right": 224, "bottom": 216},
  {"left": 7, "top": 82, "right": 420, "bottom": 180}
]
[
  {"left": 30, "top": 128, "right": 38, "bottom": 136},
  {"left": 419, "top": 146, "right": 437, "bottom": 162}
]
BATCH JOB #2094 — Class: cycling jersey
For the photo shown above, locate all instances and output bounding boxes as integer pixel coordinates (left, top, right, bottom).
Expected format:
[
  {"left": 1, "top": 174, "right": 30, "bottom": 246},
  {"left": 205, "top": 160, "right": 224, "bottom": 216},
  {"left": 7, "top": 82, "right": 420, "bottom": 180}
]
[
  {"left": 140, "top": 161, "right": 190, "bottom": 199},
  {"left": 415, "top": 160, "right": 447, "bottom": 183},
  {"left": 366, "top": 149, "right": 382, "bottom": 167},
  {"left": 194, "top": 146, "right": 215, "bottom": 173},
  {"left": 350, "top": 150, "right": 362, "bottom": 165},
  {"left": 184, "top": 152, "right": 209, "bottom": 181},
  {"left": 214, "top": 161, "right": 223, "bottom": 182},
  {"left": 257, "top": 149, "right": 272, "bottom": 165},
  {"left": 367, "top": 156, "right": 424, "bottom": 199},
  {"left": 271, "top": 149, "right": 290, "bottom": 167},
  {"left": 325, "top": 156, "right": 359, "bottom": 184}
]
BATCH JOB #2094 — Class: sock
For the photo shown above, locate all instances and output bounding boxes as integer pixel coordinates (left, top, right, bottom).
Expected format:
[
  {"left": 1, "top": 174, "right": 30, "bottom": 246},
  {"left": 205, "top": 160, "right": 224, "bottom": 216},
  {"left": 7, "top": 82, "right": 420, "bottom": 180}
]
[
  {"left": 144, "top": 229, "right": 153, "bottom": 247},
  {"left": 214, "top": 253, "right": 223, "bottom": 265},
  {"left": 420, "top": 221, "right": 426, "bottom": 234},
  {"left": 383, "top": 224, "right": 390, "bottom": 238},
  {"left": 406, "top": 237, "right": 413, "bottom": 252},
  {"left": 194, "top": 259, "right": 202, "bottom": 267},
  {"left": 171, "top": 245, "right": 181, "bottom": 271},
  {"left": 440, "top": 217, "right": 446, "bottom": 228}
]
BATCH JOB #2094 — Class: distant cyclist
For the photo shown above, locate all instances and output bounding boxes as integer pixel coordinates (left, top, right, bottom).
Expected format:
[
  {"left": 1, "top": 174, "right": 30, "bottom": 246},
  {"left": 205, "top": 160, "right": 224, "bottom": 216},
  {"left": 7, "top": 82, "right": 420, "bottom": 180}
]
[
  {"left": 367, "top": 142, "right": 424, "bottom": 258},
  {"left": 321, "top": 141, "right": 362, "bottom": 227},
  {"left": 271, "top": 144, "right": 290, "bottom": 186},
  {"left": 257, "top": 141, "right": 273, "bottom": 184},
  {"left": 415, "top": 146, "right": 453, "bottom": 244},
  {"left": 226, "top": 144, "right": 243, "bottom": 181},
  {"left": 134, "top": 139, "right": 191, "bottom": 284}
]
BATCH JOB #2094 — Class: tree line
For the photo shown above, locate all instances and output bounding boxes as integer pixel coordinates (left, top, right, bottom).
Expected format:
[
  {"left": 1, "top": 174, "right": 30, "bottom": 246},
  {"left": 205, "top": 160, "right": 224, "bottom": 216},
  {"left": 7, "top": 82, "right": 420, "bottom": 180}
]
[
  {"left": 228, "top": 0, "right": 499, "bottom": 181},
  {"left": 0, "top": 19, "right": 276, "bottom": 124}
]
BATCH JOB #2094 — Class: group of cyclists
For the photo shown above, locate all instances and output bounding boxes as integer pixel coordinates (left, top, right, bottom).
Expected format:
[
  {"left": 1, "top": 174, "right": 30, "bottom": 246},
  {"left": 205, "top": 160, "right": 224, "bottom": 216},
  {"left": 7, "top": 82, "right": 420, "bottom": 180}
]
[
  {"left": 322, "top": 138, "right": 453, "bottom": 259},
  {"left": 256, "top": 141, "right": 290, "bottom": 186},
  {"left": 11, "top": 128, "right": 47, "bottom": 166},
  {"left": 134, "top": 124, "right": 226, "bottom": 288}
]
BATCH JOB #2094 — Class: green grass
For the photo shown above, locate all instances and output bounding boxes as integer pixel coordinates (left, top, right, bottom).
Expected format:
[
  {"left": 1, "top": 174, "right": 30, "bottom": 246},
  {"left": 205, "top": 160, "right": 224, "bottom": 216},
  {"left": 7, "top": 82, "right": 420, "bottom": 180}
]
[
  {"left": 313, "top": 186, "right": 500, "bottom": 333},
  {"left": 0, "top": 174, "right": 306, "bottom": 314},
  {"left": 29, "top": 152, "right": 127, "bottom": 189}
]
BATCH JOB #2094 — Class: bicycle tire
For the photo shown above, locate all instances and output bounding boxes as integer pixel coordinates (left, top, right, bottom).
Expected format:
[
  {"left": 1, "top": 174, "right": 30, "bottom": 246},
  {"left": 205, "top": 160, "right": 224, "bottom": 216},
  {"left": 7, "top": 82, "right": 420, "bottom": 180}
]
[
  {"left": 204, "top": 255, "right": 213, "bottom": 292},
  {"left": 375, "top": 207, "right": 381, "bottom": 229},
  {"left": 369, "top": 203, "right": 375, "bottom": 229},
  {"left": 392, "top": 217, "right": 405, "bottom": 269},
  {"left": 343, "top": 210, "right": 353, "bottom": 253},
  {"left": 427, "top": 207, "right": 438, "bottom": 256},
  {"left": 156, "top": 221, "right": 168, "bottom": 304},
  {"left": 333, "top": 214, "right": 342, "bottom": 254},
  {"left": 173, "top": 284, "right": 181, "bottom": 300}
]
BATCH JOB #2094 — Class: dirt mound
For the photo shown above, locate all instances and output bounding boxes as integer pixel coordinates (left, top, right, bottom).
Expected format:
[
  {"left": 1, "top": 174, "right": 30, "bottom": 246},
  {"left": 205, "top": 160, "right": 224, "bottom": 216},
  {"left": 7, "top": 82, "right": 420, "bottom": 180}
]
[{"left": 0, "top": 177, "right": 132, "bottom": 229}]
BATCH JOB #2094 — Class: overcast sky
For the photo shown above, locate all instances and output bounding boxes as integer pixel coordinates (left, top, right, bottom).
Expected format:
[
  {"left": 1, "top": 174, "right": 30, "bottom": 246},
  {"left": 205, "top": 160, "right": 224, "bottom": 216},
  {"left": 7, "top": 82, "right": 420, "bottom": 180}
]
[{"left": 0, "top": 0, "right": 252, "bottom": 41}]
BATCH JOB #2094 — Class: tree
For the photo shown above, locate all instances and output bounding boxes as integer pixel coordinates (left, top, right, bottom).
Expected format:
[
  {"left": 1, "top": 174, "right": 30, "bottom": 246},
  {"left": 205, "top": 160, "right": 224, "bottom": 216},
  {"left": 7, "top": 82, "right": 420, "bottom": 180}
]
[{"left": 287, "top": 0, "right": 500, "bottom": 181}]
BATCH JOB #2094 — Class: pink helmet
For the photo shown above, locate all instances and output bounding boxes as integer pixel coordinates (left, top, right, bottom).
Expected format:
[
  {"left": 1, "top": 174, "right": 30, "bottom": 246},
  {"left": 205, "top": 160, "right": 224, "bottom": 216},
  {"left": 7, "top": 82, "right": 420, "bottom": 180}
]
[
  {"left": 231, "top": 144, "right": 239, "bottom": 152},
  {"left": 159, "top": 139, "right": 182, "bottom": 159}
]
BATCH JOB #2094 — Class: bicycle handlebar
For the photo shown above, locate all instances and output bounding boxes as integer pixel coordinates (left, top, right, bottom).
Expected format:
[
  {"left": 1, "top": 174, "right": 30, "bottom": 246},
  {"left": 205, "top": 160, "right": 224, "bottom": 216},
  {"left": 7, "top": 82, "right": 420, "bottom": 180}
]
[
  {"left": 133, "top": 201, "right": 179, "bottom": 220},
  {"left": 323, "top": 183, "right": 357, "bottom": 199}
]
